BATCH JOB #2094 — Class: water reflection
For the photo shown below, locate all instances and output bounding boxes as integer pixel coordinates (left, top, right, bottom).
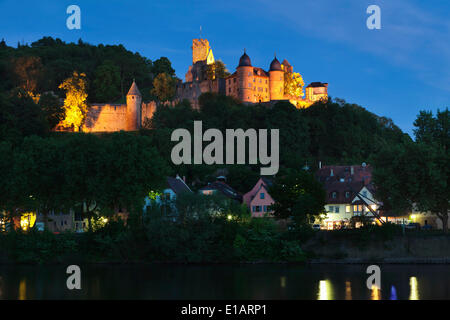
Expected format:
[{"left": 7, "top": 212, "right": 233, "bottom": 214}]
[
  {"left": 18, "top": 279, "right": 26, "bottom": 300},
  {"left": 0, "top": 265, "right": 443, "bottom": 300},
  {"left": 318, "top": 280, "right": 333, "bottom": 300},
  {"left": 390, "top": 286, "right": 397, "bottom": 300},
  {"left": 280, "top": 276, "right": 286, "bottom": 288},
  {"left": 370, "top": 285, "right": 381, "bottom": 300},
  {"left": 409, "top": 277, "right": 419, "bottom": 300},
  {"left": 345, "top": 281, "right": 352, "bottom": 300}
]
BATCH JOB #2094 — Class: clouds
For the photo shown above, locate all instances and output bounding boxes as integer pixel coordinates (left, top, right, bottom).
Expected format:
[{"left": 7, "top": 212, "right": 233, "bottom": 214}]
[{"left": 242, "top": 0, "right": 450, "bottom": 92}]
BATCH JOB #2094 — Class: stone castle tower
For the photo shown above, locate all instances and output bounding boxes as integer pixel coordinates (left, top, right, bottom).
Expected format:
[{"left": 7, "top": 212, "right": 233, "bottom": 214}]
[
  {"left": 192, "top": 38, "right": 214, "bottom": 65},
  {"left": 268, "top": 56, "right": 284, "bottom": 100},
  {"left": 126, "top": 80, "right": 142, "bottom": 131},
  {"left": 237, "top": 51, "right": 254, "bottom": 103}
]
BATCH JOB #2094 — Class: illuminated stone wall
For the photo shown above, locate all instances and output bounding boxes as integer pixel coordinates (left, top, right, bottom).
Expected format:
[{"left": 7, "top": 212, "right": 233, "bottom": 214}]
[
  {"left": 81, "top": 101, "right": 157, "bottom": 132},
  {"left": 192, "top": 39, "right": 210, "bottom": 64},
  {"left": 83, "top": 104, "right": 127, "bottom": 132}
]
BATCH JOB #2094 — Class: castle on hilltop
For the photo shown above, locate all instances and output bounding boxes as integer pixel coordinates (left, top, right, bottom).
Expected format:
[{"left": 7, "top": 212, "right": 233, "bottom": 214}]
[
  {"left": 176, "top": 38, "right": 328, "bottom": 108},
  {"left": 57, "top": 38, "right": 328, "bottom": 133}
]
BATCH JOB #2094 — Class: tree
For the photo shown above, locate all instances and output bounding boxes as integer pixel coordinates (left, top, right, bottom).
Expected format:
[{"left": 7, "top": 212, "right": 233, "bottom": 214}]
[
  {"left": 284, "top": 71, "right": 305, "bottom": 102},
  {"left": 151, "top": 72, "right": 175, "bottom": 102},
  {"left": 13, "top": 56, "right": 43, "bottom": 94},
  {"left": 38, "top": 92, "right": 65, "bottom": 129},
  {"left": 59, "top": 71, "right": 89, "bottom": 131},
  {"left": 152, "top": 57, "right": 175, "bottom": 77},
  {"left": 205, "top": 60, "right": 230, "bottom": 80},
  {"left": 61, "top": 133, "right": 106, "bottom": 231},
  {"left": 13, "top": 136, "right": 66, "bottom": 230},
  {"left": 373, "top": 109, "right": 449, "bottom": 232},
  {"left": 269, "top": 168, "right": 326, "bottom": 226},
  {"left": 92, "top": 60, "right": 121, "bottom": 102},
  {"left": 0, "top": 90, "right": 48, "bottom": 141},
  {"left": 101, "top": 132, "right": 169, "bottom": 220}
]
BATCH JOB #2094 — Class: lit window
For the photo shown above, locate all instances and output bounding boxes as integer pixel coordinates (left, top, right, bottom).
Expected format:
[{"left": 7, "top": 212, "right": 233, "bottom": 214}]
[{"left": 346, "top": 205, "right": 351, "bottom": 213}]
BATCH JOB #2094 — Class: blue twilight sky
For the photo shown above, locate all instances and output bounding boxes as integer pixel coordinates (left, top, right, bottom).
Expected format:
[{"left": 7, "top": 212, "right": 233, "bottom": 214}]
[{"left": 0, "top": 0, "right": 449, "bottom": 135}]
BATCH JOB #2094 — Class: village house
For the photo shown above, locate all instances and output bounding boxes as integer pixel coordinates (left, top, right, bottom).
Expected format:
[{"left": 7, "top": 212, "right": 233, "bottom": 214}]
[
  {"left": 198, "top": 177, "right": 242, "bottom": 202},
  {"left": 143, "top": 175, "right": 193, "bottom": 218},
  {"left": 243, "top": 177, "right": 275, "bottom": 217},
  {"left": 316, "top": 163, "right": 381, "bottom": 229}
]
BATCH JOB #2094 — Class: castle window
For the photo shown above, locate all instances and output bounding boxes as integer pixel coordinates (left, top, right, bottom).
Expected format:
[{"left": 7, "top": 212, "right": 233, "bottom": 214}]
[
  {"left": 253, "top": 78, "right": 255, "bottom": 82},
  {"left": 248, "top": 72, "right": 252, "bottom": 76},
  {"left": 248, "top": 83, "right": 252, "bottom": 88},
  {"left": 233, "top": 78, "right": 236, "bottom": 83},
  {"left": 265, "top": 80, "right": 268, "bottom": 84}
]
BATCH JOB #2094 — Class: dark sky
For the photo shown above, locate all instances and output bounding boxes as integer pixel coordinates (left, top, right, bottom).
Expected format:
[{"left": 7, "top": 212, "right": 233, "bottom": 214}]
[{"left": 1, "top": 0, "right": 449, "bottom": 135}]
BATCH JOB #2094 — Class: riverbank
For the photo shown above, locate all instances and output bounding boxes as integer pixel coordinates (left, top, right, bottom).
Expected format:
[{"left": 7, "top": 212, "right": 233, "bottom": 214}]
[
  {"left": 1, "top": 224, "right": 449, "bottom": 265},
  {"left": 303, "top": 230, "right": 450, "bottom": 264}
]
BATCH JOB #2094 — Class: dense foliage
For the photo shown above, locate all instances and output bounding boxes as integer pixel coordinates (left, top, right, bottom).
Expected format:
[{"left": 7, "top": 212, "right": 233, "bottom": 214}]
[
  {"left": 143, "top": 93, "right": 409, "bottom": 194},
  {"left": 0, "top": 37, "right": 175, "bottom": 102},
  {"left": 373, "top": 109, "right": 449, "bottom": 232}
]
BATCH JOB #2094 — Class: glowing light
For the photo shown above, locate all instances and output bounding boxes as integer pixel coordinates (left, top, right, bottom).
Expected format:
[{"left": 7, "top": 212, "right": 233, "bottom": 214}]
[
  {"left": 20, "top": 212, "right": 36, "bottom": 231},
  {"left": 280, "top": 276, "right": 286, "bottom": 288},
  {"left": 18, "top": 279, "right": 26, "bottom": 300},
  {"left": 370, "top": 284, "right": 381, "bottom": 300},
  {"left": 390, "top": 285, "right": 397, "bottom": 300},
  {"left": 410, "top": 215, "right": 417, "bottom": 222},
  {"left": 345, "top": 281, "right": 352, "bottom": 300},
  {"left": 317, "top": 280, "right": 333, "bottom": 300},
  {"left": 102, "top": 218, "right": 108, "bottom": 224},
  {"left": 227, "top": 215, "right": 233, "bottom": 221},
  {"left": 409, "top": 277, "right": 419, "bottom": 300}
]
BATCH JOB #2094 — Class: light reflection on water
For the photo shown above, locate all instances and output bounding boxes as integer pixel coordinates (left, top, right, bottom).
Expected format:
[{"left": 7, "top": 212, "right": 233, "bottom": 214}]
[
  {"left": 345, "top": 281, "right": 352, "bottom": 300},
  {"left": 409, "top": 277, "right": 419, "bottom": 300},
  {"left": 318, "top": 280, "right": 333, "bottom": 300},
  {"left": 0, "top": 264, "right": 445, "bottom": 300}
]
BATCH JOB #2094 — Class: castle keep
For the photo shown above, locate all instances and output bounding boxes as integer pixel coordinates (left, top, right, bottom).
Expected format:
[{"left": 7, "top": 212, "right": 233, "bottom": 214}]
[{"left": 176, "top": 38, "right": 328, "bottom": 107}]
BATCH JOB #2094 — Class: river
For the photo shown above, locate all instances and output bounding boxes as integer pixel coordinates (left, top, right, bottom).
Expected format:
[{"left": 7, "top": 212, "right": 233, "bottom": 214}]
[{"left": 0, "top": 264, "right": 448, "bottom": 300}]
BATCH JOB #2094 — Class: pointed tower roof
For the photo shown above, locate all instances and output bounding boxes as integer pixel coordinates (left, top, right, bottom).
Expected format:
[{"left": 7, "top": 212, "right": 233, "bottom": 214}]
[
  {"left": 282, "top": 59, "right": 291, "bottom": 66},
  {"left": 127, "top": 80, "right": 141, "bottom": 96}
]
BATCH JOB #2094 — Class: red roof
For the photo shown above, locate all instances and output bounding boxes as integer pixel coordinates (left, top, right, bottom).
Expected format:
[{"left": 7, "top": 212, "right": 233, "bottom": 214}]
[{"left": 316, "top": 164, "right": 373, "bottom": 204}]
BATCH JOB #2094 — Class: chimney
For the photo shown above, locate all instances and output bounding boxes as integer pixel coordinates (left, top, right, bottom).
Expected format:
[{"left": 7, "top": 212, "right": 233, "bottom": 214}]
[
  {"left": 351, "top": 166, "right": 354, "bottom": 175},
  {"left": 330, "top": 169, "right": 334, "bottom": 177}
]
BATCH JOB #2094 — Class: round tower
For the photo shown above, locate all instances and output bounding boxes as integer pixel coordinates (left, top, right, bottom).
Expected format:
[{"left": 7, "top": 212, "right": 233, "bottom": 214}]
[
  {"left": 269, "top": 56, "right": 284, "bottom": 100},
  {"left": 237, "top": 50, "right": 254, "bottom": 103},
  {"left": 126, "top": 80, "right": 142, "bottom": 131}
]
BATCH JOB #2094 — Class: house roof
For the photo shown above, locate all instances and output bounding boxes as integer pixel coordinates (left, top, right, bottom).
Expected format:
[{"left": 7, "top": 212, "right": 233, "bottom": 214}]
[
  {"left": 306, "top": 82, "right": 328, "bottom": 88},
  {"left": 167, "top": 176, "right": 192, "bottom": 194},
  {"left": 316, "top": 164, "right": 373, "bottom": 204},
  {"left": 199, "top": 181, "right": 242, "bottom": 201},
  {"left": 281, "top": 59, "right": 291, "bottom": 66}
]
